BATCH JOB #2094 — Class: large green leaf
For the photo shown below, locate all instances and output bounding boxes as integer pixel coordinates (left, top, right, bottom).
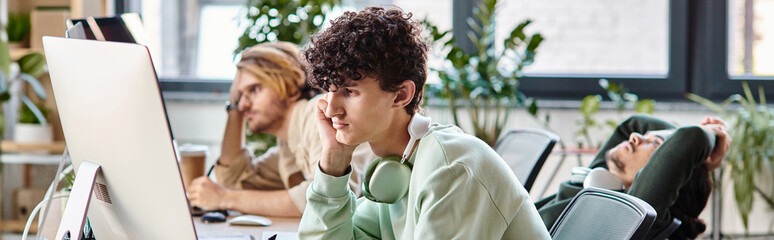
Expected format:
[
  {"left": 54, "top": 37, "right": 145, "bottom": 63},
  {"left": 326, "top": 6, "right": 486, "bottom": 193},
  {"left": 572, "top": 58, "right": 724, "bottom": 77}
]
[
  {"left": 18, "top": 52, "right": 46, "bottom": 78},
  {"left": 20, "top": 95, "right": 48, "bottom": 125},
  {"left": 19, "top": 73, "right": 46, "bottom": 100},
  {"left": 580, "top": 95, "right": 601, "bottom": 116},
  {"left": 635, "top": 99, "right": 655, "bottom": 114}
]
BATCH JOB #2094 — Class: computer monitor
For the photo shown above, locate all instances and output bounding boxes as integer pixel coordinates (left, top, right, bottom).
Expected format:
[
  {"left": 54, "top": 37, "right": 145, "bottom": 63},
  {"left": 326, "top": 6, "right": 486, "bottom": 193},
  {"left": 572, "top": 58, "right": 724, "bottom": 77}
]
[
  {"left": 65, "top": 22, "right": 89, "bottom": 40},
  {"left": 43, "top": 37, "right": 196, "bottom": 239},
  {"left": 65, "top": 13, "right": 149, "bottom": 45}
]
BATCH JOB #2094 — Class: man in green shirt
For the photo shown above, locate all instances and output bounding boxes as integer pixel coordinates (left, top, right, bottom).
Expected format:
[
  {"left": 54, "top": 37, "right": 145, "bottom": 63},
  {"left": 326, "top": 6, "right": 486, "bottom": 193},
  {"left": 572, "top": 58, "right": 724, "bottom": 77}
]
[
  {"left": 297, "top": 7, "right": 550, "bottom": 239},
  {"left": 536, "top": 115, "right": 731, "bottom": 239}
]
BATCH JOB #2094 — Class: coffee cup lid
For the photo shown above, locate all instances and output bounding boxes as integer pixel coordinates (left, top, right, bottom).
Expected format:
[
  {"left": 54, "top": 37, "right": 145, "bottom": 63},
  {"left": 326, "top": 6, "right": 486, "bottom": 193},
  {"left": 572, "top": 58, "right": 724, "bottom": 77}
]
[{"left": 178, "top": 143, "right": 209, "bottom": 157}]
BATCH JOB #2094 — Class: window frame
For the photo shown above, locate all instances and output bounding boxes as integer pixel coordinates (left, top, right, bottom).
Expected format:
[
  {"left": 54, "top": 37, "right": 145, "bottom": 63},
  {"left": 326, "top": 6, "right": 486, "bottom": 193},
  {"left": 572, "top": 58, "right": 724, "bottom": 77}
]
[
  {"left": 121, "top": 0, "right": 774, "bottom": 100},
  {"left": 690, "top": 0, "right": 774, "bottom": 100},
  {"left": 519, "top": 0, "right": 688, "bottom": 100}
]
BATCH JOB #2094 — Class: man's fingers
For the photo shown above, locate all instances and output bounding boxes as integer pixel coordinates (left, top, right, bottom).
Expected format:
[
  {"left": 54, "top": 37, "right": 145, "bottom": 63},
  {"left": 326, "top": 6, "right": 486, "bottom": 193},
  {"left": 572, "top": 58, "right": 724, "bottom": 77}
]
[
  {"left": 701, "top": 116, "right": 727, "bottom": 127},
  {"left": 701, "top": 116, "right": 716, "bottom": 125},
  {"left": 316, "top": 98, "right": 330, "bottom": 119},
  {"left": 191, "top": 176, "right": 209, "bottom": 183},
  {"left": 711, "top": 126, "right": 729, "bottom": 139}
]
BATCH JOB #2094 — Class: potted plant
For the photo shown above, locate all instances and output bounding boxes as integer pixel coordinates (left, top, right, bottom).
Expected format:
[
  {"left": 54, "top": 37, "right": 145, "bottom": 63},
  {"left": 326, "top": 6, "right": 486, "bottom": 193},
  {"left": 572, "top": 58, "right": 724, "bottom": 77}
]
[
  {"left": 423, "top": 0, "right": 543, "bottom": 146},
  {"left": 0, "top": 42, "right": 49, "bottom": 144},
  {"left": 7, "top": 13, "right": 31, "bottom": 48},
  {"left": 687, "top": 81, "right": 774, "bottom": 231},
  {"left": 14, "top": 101, "right": 51, "bottom": 144}
]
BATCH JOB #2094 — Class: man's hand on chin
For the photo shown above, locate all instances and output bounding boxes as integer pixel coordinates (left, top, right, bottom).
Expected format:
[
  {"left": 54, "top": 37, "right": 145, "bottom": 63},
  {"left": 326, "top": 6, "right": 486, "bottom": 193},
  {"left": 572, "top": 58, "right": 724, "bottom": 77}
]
[{"left": 316, "top": 98, "right": 356, "bottom": 176}]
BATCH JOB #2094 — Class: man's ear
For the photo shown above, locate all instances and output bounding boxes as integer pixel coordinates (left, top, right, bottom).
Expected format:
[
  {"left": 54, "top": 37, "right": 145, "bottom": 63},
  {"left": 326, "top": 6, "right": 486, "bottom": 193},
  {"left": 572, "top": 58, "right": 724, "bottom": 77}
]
[
  {"left": 287, "top": 91, "right": 302, "bottom": 102},
  {"left": 393, "top": 80, "right": 415, "bottom": 109}
]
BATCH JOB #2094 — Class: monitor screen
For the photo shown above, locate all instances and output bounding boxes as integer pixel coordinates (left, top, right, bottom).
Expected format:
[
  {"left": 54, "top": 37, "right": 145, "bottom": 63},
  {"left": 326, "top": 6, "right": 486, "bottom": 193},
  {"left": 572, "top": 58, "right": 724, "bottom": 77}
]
[{"left": 66, "top": 13, "right": 146, "bottom": 44}]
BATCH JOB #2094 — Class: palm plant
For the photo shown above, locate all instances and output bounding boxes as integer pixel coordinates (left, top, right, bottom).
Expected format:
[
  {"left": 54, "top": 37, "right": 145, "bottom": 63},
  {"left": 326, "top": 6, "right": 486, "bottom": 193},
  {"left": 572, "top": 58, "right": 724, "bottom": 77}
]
[{"left": 424, "top": 0, "right": 543, "bottom": 146}]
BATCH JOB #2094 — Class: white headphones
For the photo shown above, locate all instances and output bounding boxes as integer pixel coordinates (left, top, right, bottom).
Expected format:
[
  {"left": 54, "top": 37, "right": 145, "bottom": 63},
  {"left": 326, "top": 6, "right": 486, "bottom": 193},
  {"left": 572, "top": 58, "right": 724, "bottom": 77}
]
[
  {"left": 361, "top": 114, "right": 431, "bottom": 204},
  {"left": 572, "top": 167, "right": 624, "bottom": 191}
]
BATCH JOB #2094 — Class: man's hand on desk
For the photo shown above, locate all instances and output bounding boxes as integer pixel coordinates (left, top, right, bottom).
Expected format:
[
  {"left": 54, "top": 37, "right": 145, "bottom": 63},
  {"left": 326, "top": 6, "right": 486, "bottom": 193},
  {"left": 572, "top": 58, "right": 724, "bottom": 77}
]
[{"left": 188, "top": 176, "right": 231, "bottom": 211}]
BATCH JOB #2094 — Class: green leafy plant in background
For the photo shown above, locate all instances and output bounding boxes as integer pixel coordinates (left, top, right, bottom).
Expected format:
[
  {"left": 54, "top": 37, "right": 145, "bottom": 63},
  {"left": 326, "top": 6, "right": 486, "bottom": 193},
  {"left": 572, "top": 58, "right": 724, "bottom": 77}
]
[
  {"left": 0, "top": 50, "right": 49, "bottom": 126},
  {"left": 19, "top": 102, "right": 49, "bottom": 124},
  {"left": 424, "top": 0, "right": 543, "bottom": 146},
  {"left": 235, "top": 0, "right": 339, "bottom": 155},
  {"left": 235, "top": 0, "right": 339, "bottom": 55},
  {"left": 575, "top": 79, "right": 655, "bottom": 149},
  {"left": 687, "top": 81, "right": 774, "bottom": 231},
  {"left": 0, "top": 40, "right": 48, "bottom": 170},
  {"left": 7, "top": 13, "right": 31, "bottom": 44}
]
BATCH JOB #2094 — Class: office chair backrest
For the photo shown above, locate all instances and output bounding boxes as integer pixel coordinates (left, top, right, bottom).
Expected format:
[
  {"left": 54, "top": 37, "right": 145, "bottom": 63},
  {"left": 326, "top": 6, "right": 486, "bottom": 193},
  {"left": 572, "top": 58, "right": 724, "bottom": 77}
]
[
  {"left": 494, "top": 128, "right": 559, "bottom": 192},
  {"left": 550, "top": 187, "right": 657, "bottom": 240},
  {"left": 653, "top": 217, "right": 681, "bottom": 240}
]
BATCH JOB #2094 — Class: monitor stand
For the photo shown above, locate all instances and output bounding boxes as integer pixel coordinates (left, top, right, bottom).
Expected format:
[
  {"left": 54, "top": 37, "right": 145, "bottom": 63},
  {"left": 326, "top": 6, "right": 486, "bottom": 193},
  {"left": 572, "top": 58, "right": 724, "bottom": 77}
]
[{"left": 55, "top": 161, "right": 101, "bottom": 240}]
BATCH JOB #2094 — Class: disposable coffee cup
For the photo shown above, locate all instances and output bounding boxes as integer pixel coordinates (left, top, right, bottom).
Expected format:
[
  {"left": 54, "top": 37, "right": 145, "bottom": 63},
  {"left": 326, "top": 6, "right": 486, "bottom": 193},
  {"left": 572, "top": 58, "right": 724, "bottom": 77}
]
[{"left": 178, "top": 144, "right": 209, "bottom": 190}]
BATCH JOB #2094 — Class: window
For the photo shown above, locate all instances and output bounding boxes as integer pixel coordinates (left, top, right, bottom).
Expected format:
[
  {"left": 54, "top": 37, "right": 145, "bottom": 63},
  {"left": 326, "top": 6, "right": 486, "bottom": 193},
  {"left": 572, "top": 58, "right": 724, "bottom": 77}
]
[
  {"left": 690, "top": 0, "right": 774, "bottom": 100},
  {"left": 195, "top": 5, "right": 242, "bottom": 79},
  {"left": 513, "top": 1, "right": 687, "bottom": 100},
  {"left": 140, "top": 0, "right": 244, "bottom": 82},
  {"left": 728, "top": 0, "right": 774, "bottom": 77},
  {"left": 496, "top": 0, "right": 669, "bottom": 75},
  {"left": 123, "top": 0, "right": 774, "bottom": 100},
  {"left": 134, "top": 0, "right": 451, "bottom": 91}
]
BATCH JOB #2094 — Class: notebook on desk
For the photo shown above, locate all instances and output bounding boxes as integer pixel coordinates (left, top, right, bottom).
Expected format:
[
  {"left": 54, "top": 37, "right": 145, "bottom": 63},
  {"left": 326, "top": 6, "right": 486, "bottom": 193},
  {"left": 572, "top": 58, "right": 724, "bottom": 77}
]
[
  {"left": 200, "top": 235, "right": 255, "bottom": 240},
  {"left": 261, "top": 232, "right": 298, "bottom": 240}
]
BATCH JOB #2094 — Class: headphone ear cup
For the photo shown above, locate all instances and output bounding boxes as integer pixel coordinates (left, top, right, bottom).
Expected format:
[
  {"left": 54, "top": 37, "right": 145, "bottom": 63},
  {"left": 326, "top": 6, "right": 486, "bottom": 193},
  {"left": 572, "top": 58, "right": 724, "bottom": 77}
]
[
  {"left": 362, "top": 156, "right": 411, "bottom": 204},
  {"left": 362, "top": 157, "right": 384, "bottom": 201},
  {"left": 583, "top": 168, "right": 624, "bottom": 190}
]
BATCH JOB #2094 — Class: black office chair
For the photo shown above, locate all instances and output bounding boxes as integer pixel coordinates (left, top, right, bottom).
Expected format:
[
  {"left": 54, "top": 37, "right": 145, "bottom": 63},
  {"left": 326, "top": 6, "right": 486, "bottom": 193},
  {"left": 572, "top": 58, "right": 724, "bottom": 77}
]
[
  {"left": 494, "top": 128, "right": 559, "bottom": 192},
  {"left": 549, "top": 187, "right": 657, "bottom": 240},
  {"left": 653, "top": 218, "right": 682, "bottom": 240}
]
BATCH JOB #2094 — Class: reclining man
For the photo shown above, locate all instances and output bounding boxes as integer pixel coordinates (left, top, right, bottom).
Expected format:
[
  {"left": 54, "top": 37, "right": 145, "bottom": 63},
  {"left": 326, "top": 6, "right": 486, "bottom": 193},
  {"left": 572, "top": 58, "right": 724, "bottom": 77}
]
[
  {"left": 298, "top": 7, "right": 550, "bottom": 239},
  {"left": 536, "top": 115, "right": 731, "bottom": 239},
  {"left": 186, "top": 42, "right": 375, "bottom": 217}
]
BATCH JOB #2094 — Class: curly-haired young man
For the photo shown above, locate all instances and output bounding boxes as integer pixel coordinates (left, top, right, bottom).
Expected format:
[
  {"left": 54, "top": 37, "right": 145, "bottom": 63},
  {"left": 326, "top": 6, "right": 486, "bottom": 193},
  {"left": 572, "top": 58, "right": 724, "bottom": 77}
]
[
  {"left": 298, "top": 7, "right": 550, "bottom": 239},
  {"left": 186, "top": 42, "right": 376, "bottom": 217}
]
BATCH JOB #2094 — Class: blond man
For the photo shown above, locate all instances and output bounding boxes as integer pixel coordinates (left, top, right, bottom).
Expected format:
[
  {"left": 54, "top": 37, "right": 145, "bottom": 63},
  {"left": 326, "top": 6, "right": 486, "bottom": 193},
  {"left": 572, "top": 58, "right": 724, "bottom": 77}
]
[{"left": 187, "top": 42, "right": 374, "bottom": 217}]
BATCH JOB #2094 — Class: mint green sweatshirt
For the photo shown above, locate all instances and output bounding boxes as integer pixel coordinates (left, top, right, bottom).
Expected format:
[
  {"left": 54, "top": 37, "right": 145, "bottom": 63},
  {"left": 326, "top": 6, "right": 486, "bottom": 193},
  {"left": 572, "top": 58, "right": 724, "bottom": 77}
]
[{"left": 299, "top": 124, "right": 550, "bottom": 239}]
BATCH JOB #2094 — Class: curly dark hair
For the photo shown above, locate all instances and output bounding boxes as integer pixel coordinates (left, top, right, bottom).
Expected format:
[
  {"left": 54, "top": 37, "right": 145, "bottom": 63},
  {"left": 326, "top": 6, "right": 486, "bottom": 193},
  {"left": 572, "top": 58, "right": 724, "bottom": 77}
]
[{"left": 303, "top": 7, "right": 429, "bottom": 114}]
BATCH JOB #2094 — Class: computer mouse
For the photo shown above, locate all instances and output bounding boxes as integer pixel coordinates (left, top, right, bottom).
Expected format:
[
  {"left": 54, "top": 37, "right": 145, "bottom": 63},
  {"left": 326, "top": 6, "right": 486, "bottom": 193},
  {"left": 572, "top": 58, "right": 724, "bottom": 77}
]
[
  {"left": 227, "top": 215, "right": 273, "bottom": 226},
  {"left": 191, "top": 206, "right": 207, "bottom": 217},
  {"left": 201, "top": 211, "right": 227, "bottom": 223}
]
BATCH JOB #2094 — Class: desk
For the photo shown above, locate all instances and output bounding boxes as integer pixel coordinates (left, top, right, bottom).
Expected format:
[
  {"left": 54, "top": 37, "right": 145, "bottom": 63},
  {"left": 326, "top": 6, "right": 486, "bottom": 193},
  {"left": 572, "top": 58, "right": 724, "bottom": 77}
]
[
  {"left": 194, "top": 216, "right": 300, "bottom": 239},
  {"left": 37, "top": 197, "right": 300, "bottom": 239}
]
